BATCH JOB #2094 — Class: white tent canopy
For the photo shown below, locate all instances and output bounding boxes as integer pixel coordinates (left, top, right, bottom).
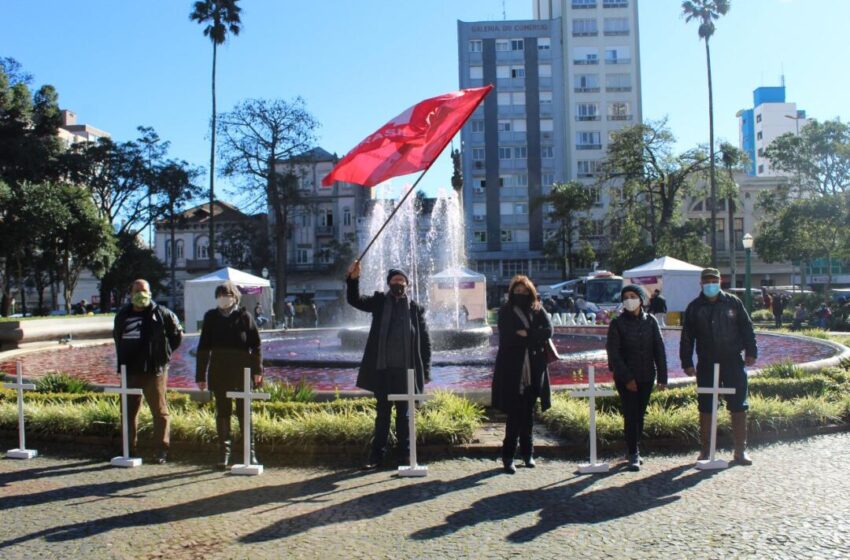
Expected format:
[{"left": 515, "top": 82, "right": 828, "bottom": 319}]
[
  {"left": 429, "top": 266, "right": 487, "bottom": 323},
  {"left": 183, "top": 268, "right": 273, "bottom": 333},
  {"left": 622, "top": 256, "right": 703, "bottom": 313}
]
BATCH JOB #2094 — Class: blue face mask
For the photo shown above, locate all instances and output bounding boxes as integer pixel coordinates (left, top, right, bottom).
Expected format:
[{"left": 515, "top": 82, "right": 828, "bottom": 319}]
[{"left": 702, "top": 283, "right": 721, "bottom": 298}]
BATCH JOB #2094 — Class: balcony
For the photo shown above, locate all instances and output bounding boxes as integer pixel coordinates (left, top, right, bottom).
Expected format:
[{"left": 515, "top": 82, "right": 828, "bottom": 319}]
[
  {"left": 576, "top": 144, "right": 603, "bottom": 151},
  {"left": 574, "top": 87, "right": 601, "bottom": 93},
  {"left": 315, "top": 225, "right": 336, "bottom": 237},
  {"left": 576, "top": 115, "right": 601, "bottom": 121},
  {"left": 606, "top": 86, "right": 632, "bottom": 92},
  {"left": 605, "top": 58, "right": 631, "bottom": 65},
  {"left": 603, "top": 0, "right": 628, "bottom": 7},
  {"left": 607, "top": 114, "right": 633, "bottom": 121},
  {"left": 604, "top": 30, "right": 630, "bottom": 36},
  {"left": 185, "top": 258, "right": 219, "bottom": 272},
  {"left": 573, "top": 59, "right": 599, "bottom": 65}
]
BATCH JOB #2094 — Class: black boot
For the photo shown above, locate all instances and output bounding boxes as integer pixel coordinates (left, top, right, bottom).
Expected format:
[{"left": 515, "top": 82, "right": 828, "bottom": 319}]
[
  {"left": 216, "top": 417, "right": 232, "bottom": 470},
  {"left": 249, "top": 438, "right": 259, "bottom": 465}
]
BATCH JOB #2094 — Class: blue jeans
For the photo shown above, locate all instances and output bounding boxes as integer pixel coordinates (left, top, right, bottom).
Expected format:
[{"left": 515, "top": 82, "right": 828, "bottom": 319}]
[{"left": 696, "top": 358, "right": 749, "bottom": 413}]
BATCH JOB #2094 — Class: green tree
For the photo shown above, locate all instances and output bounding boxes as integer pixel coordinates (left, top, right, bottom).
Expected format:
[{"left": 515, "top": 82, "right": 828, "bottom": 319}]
[
  {"left": 682, "top": 0, "right": 730, "bottom": 266},
  {"left": 218, "top": 97, "right": 319, "bottom": 317},
  {"left": 534, "top": 181, "right": 593, "bottom": 280},
  {"left": 216, "top": 218, "right": 271, "bottom": 273},
  {"left": 100, "top": 232, "right": 167, "bottom": 310},
  {"left": 190, "top": 0, "right": 242, "bottom": 271},
  {"left": 604, "top": 216, "right": 654, "bottom": 273}
]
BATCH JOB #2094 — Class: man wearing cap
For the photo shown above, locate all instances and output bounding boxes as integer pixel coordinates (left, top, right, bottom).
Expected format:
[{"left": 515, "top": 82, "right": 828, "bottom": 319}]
[
  {"left": 346, "top": 261, "right": 432, "bottom": 469},
  {"left": 680, "top": 268, "right": 757, "bottom": 465}
]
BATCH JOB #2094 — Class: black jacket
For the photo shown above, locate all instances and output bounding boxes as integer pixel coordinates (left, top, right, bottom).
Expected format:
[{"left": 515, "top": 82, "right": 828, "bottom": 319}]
[
  {"left": 346, "top": 277, "right": 431, "bottom": 394},
  {"left": 679, "top": 291, "right": 757, "bottom": 370},
  {"left": 491, "top": 305, "right": 553, "bottom": 413},
  {"left": 606, "top": 310, "right": 667, "bottom": 385},
  {"left": 648, "top": 295, "right": 667, "bottom": 314},
  {"left": 113, "top": 302, "right": 183, "bottom": 375},
  {"left": 196, "top": 307, "right": 262, "bottom": 392}
]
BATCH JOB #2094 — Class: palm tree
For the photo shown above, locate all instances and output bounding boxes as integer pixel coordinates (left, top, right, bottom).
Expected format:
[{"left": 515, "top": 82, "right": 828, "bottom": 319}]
[
  {"left": 682, "top": 0, "right": 730, "bottom": 267},
  {"left": 190, "top": 0, "right": 242, "bottom": 271}
]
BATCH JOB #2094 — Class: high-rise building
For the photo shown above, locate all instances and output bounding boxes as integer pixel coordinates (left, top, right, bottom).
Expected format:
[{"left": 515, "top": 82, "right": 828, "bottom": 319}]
[
  {"left": 737, "top": 85, "right": 808, "bottom": 177},
  {"left": 458, "top": 0, "right": 642, "bottom": 298}
]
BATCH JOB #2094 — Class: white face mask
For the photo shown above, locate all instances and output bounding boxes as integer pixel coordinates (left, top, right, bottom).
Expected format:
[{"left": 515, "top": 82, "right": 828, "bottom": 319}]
[
  {"left": 623, "top": 298, "right": 642, "bottom": 312},
  {"left": 217, "top": 296, "right": 236, "bottom": 310}
]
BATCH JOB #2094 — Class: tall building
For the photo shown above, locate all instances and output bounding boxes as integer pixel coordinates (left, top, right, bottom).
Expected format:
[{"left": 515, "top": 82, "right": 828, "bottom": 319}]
[
  {"left": 458, "top": 0, "right": 642, "bottom": 297},
  {"left": 737, "top": 85, "right": 808, "bottom": 177}
]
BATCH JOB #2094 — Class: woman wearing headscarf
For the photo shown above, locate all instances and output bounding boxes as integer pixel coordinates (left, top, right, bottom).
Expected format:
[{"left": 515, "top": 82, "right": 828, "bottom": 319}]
[
  {"left": 606, "top": 284, "right": 667, "bottom": 471},
  {"left": 196, "top": 281, "right": 263, "bottom": 470},
  {"left": 491, "top": 275, "right": 553, "bottom": 474}
]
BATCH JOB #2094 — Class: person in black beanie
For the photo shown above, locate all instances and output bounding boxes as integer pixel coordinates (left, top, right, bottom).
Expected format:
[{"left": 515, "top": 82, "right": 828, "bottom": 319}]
[
  {"left": 606, "top": 284, "right": 667, "bottom": 471},
  {"left": 346, "top": 260, "right": 431, "bottom": 469}
]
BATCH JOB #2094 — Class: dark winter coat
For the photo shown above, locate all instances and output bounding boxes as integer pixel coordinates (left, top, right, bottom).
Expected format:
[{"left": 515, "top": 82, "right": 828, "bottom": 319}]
[
  {"left": 606, "top": 310, "right": 668, "bottom": 385},
  {"left": 346, "top": 277, "right": 431, "bottom": 394},
  {"left": 491, "top": 305, "right": 553, "bottom": 414},
  {"left": 113, "top": 302, "right": 183, "bottom": 375},
  {"left": 195, "top": 307, "right": 262, "bottom": 392},
  {"left": 679, "top": 291, "right": 757, "bottom": 370},
  {"left": 648, "top": 294, "right": 667, "bottom": 314}
]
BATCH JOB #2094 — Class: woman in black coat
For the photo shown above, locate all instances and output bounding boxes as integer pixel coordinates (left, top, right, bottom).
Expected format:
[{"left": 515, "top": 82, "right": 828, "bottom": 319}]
[
  {"left": 196, "top": 281, "right": 263, "bottom": 470},
  {"left": 606, "top": 284, "right": 667, "bottom": 471},
  {"left": 492, "top": 275, "right": 553, "bottom": 474}
]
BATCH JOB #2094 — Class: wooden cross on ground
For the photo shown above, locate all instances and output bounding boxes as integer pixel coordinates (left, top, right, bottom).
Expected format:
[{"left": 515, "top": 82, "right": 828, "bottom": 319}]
[
  {"left": 388, "top": 368, "right": 434, "bottom": 477},
  {"left": 569, "top": 366, "right": 616, "bottom": 473},
  {"left": 227, "top": 368, "right": 270, "bottom": 476},
  {"left": 695, "top": 363, "right": 737, "bottom": 470},
  {"left": 3, "top": 361, "right": 37, "bottom": 459},
  {"left": 104, "top": 365, "right": 143, "bottom": 468}
]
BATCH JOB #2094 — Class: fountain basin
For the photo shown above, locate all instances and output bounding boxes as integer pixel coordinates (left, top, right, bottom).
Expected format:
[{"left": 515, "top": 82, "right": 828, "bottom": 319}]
[{"left": 337, "top": 325, "right": 493, "bottom": 352}]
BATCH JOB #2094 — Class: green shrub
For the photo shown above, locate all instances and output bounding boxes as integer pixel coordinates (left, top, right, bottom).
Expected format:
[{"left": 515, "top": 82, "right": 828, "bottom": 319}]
[
  {"left": 751, "top": 309, "right": 773, "bottom": 322},
  {"left": 34, "top": 373, "right": 93, "bottom": 394},
  {"left": 418, "top": 391, "right": 486, "bottom": 444},
  {"left": 748, "top": 376, "right": 836, "bottom": 399},
  {"left": 758, "top": 361, "right": 806, "bottom": 379},
  {"left": 263, "top": 378, "right": 316, "bottom": 403}
]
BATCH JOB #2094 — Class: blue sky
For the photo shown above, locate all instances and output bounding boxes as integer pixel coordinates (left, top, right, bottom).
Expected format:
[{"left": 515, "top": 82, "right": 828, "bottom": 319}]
[{"left": 2, "top": 0, "right": 847, "bottom": 206}]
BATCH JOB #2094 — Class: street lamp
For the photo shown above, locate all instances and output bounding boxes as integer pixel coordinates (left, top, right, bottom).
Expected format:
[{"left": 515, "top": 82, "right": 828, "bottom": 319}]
[{"left": 742, "top": 233, "right": 754, "bottom": 313}]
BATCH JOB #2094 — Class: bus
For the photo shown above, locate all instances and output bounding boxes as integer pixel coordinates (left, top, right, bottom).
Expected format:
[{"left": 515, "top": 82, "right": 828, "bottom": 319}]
[{"left": 540, "top": 271, "right": 624, "bottom": 311}]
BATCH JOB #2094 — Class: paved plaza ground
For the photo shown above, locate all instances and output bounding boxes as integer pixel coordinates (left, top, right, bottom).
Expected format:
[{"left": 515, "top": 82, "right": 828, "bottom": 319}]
[{"left": 2, "top": 433, "right": 849, "bottom": 559}]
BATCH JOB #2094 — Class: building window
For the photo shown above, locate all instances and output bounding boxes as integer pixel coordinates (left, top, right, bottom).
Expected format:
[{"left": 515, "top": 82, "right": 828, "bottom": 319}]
[
  {"left": 540, "top": 118, "right": 554, "bottom": 132},
  {"left": 471, "top": 119, "right": 484, "bottom": 133},
  {"left": 539, "top": 91, "right": 553, "bottom": 105},
  {"left": 542, "top": 173, "right": 555, "bottom": 186},
  {"left": 511, "top": 39, "right": 524, "bottom": 51},
  {"left": 495, "top": 39, "right": 509, "bottom": 51},
  {"left": 501, "top": 230, "right": 513, "bottom": 242},
  {"left": 756, "top": 114, "right": 762, "bottom": 123},
  {"left": 500, "top": 175, "right": 512, "bottom": 188},
  {"left": 588, "top": 186, "right": 602, "bottom": 205},
  {"left": 576, "top": 131, "right": 602, "bottom": 150},
  {"left": 516, "top": 174, "right": 528, "bottom": 187},
  {"left": 573, "top": 0, "right": 597, "bottom": 7},
  {"left": 573, "top": 47, "right": 599, "bottom": 65},
  {"left": 576, "top": 102, "right": 600, "bottom": 120},
  {"left": 343, "top": 207, "right": 351, "bottom": 226},
  {"left": 577, "top": 160, "right": 600, "bottom": 177},
  {"left": 514, "top": 203, "right": 528, "bottom": 214},
  {"left": 604, "top": 46, "right": 631, "bottom": 64},
  {"left": 581, "top": 218, "right": 605, "bottom": 237},
  {"left": 497, "top": 92, "right": 511, "bottom": 105},
  {"left": 469, "top": 66, "right": 483, "bottom": 79},
  {"left": 604, "top": 17, "right": 629, "bottom": 35},
  {"left": 538, "top": 64, "right": 552, "bottom": 78},
  {"left": 498, "top": 147, "right": 512, "bottom": 160},
  {"left": 295, "top": 249, "right": 310, "bottom": 264},
  {"left": 500, "top": 202, "right": 514, "bottom": 216},
  {"left": 757, "top": 147, "right": 765, "bottom": 157},
  {"left": 512, "top": 91, "right": 526, "bottom": 105},
  {"left": 572, "top": 18, "right": 598, "bottom": 36},
  {"left": 472, "top": 147, "right": 485, "bottom": 161},
  {"left": 608, "top": 101, "right": 631, "bottom": 120},
  {"left": 512, "top": 118, "right": 527, "bottom": 132},
  {"left": 575, "top": 74, "right": 600, "bottom": 92},
  {"left": 605, "top": 73, "right": 631, "bottom": 91},
  {"left": 497, "top": 120, "right": 511, "bottom": 132},
  {"left": 758, "top": 164, "right": 764, "bottom": 174},
  {"left": 473, "top": 231, "right": 487, "bottom": 243},
  {"left": 603, "top": 0, "right": 628, "bottom": 6},
  {"left": 319, "top": 209, "right": 333, "bottom": 227},
  {"left": 503, "top": 259, "right": 528, "bottom": 276},
  {"left": 514, "top": 146, "right": 528, "bottom": 159},
  {"left": 511, "top": 66, "right": 525, "bottom": 78},
  {"left": 538, "top": 37, "right": 551, "bottom": 50},
  {"left": 541, "top": 145, "right": 554, "bottom": 159},
  {"left": 469, "top": 40, "right": 482, "bottom": 52},
  {"left": 496, "top": 65, "right": 510, "bottom": 79},
  {"left": 757, "top": 131, "right": 763, "bottom": 140}
]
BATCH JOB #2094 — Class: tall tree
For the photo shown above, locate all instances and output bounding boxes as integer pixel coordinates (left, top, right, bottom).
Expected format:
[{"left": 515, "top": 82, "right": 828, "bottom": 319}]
[
  {"left": 153, "top": 160, "right": 204, "bottom": 311},
  {"left": 682, "top": 0, "right": 730, "bottom": 267},
  {"left": 190, "top": 0, "right": 242, "bottom": 271},
  {"left": 534, "top": 181, "right": 594, "bottom": 280},
  {"left": 217, "top": 97, "right": 319, "bottom": 317}
]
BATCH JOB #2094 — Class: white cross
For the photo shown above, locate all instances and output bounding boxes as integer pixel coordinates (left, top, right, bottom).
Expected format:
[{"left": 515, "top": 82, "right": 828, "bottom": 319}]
[
  {"left": 570, "top": 366, "right": 616, "bottom": 473},
  {"left": 227, "top": 368, "right": 270, "bottom": 476},
  {"left": 104, "top": 365, "right": 144, "bottom": 468},
  {"left": 695, "top": 363, "right": 737, "bottom": 470},
  {"left": 3, "top": 361, "right": 37, "bottom": 460},
  {"left": 388, "top": 368, "right": 434, "bottom": 477}
]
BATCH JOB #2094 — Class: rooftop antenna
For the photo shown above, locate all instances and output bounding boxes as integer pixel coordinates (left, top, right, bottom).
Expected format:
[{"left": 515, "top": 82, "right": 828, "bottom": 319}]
[
  {"left": 780, "top": 65, "right": 786, "bottom": 88},
  {"left": 502, "top": 0, "right": 506, "bottom": 20}
]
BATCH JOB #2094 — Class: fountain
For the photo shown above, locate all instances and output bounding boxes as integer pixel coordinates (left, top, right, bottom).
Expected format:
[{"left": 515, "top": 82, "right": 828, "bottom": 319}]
[{"left": 338, "top": 185, "right": 492, "bottom": 351}]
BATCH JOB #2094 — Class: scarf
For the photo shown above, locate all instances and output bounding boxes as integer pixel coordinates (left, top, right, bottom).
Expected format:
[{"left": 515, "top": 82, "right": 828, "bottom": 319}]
[
  {"left": 376, "top": 293, "right": 412, "bottom": 371},
  {"left": 512, "top": 305, "right": 533, "bottom": 393}
]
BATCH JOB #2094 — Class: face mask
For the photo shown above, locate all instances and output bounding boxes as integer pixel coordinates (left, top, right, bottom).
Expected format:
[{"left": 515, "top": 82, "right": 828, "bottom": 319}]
[
  {"left": 702, "top": 283, "right": 721, "bottom": 298},
  {"left": 217, "top": 296, "right": 236, "bottom": 309},
  {"left": 623, "top": 298, "right": 642, "bottom": 312},
  {"left": 132, "top": 291, "right": 151, "bottom": 308},
  {"left": 390, "top": 284, "right": 406, "bottom": 296},
  {"left": 512, "top": 293, "right": 532, "bottom": 308}
]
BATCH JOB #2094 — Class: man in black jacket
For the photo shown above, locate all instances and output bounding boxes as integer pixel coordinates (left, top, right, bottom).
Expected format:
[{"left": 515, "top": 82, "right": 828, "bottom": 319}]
[
  {"left": 346, "top": 261, "right": 431, "bottom": 469},
  {"left": 680, "top": 268, "right": 757, "bottom": 465},
  {"left": 648, "top": 288, "right": 668, "bottom": 327},
  {"left": 113, "top": 279, "right": 183, "bottom": 463}
]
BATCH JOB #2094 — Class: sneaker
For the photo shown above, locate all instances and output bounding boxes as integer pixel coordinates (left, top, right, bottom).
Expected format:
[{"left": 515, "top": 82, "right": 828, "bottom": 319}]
[
  {"left": 502, "top": 458, "right": 517, "bottom": 474},
  {"left": 156, "top": 451, "right": 168, "bottom": 465},
  {"left": 523, "top": 456, "right": 536, "bottom": 468},
  {"left": 627, "top": 453, "right": 641, "bottom": 472}
]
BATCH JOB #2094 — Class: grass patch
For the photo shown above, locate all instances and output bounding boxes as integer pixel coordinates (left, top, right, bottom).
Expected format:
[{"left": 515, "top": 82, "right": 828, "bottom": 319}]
[
  {"left": 34, "top": 372, "right": 94, "bottom": 394},
  {"left": 263, "top": 378, "right": 316, "bottom": 403}
]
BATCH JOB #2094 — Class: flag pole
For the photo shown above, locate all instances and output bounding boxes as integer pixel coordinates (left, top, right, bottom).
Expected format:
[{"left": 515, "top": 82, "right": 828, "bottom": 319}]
[{"left": 356, "top": 166, "right": 431, "bottom": 263}]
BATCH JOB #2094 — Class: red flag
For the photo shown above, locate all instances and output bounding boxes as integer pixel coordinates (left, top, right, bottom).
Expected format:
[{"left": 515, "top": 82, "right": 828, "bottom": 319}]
[{"left": 322, "top": 85, "right": 493, "bottom": 187}]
